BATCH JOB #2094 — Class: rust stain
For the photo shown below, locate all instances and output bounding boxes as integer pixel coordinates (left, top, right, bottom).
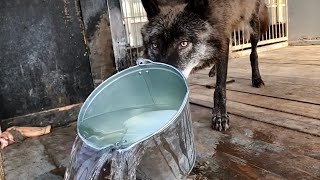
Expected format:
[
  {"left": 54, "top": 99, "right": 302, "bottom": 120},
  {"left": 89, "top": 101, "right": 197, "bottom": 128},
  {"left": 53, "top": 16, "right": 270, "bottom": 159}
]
[
  {"left": 87, "top": 13, "right": 116, "bottom": 86},
  {"left": 74, "top": 0, "right": 88, "bottom": 46},
  {"left": 74, "top": 0, "right": 91, "bottom": 57},
  {"left": 252, "top": 130, "right": 276, "bottom": 144},
  {"left": 220, "top": 151, "right": 262, "bottom": 179},
  {"left": 63, "top": 0, "right": 71, "bottom": 24}
]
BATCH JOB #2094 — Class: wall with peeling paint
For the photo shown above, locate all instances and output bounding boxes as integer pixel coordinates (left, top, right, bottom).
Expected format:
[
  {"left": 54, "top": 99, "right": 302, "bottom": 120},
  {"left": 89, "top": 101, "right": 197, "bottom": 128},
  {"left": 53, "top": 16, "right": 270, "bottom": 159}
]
[
  {"left": 0, "top": 1, "right": 94, "bottom": 120},
  {"left": 80, "top": 0, "right": 117, "bottom": 87}
]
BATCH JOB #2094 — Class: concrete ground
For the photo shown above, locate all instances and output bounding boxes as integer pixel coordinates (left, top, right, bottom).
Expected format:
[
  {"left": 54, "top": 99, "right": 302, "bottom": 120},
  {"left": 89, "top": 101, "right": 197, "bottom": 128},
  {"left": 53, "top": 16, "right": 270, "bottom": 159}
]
[
  {"left": 1, "top": 46, "right": 320, "bottom": 179},
  {"left": 3, "top": 105, "right": 319, "bottom": 180},
  {"left": 1, "top": 123, "right": 77, "bottom": 180}
]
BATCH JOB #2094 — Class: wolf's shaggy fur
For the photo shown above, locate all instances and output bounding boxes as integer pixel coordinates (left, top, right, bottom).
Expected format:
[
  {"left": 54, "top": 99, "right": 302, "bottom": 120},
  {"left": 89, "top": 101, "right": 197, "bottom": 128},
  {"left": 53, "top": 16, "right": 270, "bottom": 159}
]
[{"left": 141, "top": 0, "right": 269, "bottom": 131}]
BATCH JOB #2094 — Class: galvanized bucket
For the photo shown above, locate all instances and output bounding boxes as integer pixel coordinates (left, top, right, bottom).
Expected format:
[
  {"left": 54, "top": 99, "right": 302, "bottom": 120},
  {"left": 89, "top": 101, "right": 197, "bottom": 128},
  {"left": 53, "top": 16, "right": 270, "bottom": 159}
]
[{"left": 65, "top": 58, "right": 195, "bottom": 180}]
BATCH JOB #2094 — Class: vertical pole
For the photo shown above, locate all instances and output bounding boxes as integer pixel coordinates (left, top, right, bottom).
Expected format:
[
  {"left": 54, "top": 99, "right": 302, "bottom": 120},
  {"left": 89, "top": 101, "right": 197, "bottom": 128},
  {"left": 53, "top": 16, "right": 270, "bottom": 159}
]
[
  {"left": 107, "top": 0, "right": 130, "bottom": 71},
  {"left": 285, "top": 0, "right": 288, "bottom": 39},
  {"left": 276, "top": 0, "right": 279, "bottom": 38},
  {"left": 233, "top": 30, "right": 237, "bottom": 46},
  {"left": 271, "top": 1, "right": 275, "bottom": 40},
  {"left": 268, "top": 0, "right": 271, "bottom": 40}
]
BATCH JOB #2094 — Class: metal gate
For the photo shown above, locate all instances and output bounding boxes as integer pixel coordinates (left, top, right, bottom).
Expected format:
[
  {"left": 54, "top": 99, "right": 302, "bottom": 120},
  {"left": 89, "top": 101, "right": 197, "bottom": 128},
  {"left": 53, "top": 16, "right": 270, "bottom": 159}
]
[
  {"left": 231, "top": 0, "right": 288, "bottom": 53},
  {"left": 109, "top": 0, "right": 288, "bottom": 69}
]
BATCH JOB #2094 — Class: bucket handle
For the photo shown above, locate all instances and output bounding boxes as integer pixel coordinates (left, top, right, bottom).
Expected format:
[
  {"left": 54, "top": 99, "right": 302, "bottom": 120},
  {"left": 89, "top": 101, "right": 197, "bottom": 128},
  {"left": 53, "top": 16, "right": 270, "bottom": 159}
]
[{"left": 136, "top": 58, "right": 154, "bottom": 66}]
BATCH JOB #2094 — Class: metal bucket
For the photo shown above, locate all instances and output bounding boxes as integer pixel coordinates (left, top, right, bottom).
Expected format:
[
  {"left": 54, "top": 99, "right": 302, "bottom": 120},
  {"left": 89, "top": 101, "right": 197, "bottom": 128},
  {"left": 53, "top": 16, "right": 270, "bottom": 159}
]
[{"left": 66, "top": 58, "right": 195, "bottom": 180}]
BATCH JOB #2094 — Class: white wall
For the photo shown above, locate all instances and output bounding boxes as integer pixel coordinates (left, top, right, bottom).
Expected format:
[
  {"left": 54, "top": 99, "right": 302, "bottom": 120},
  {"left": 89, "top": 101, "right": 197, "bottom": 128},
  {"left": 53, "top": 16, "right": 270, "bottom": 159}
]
[{"left": 288, "top": 0, "right": 320, "bottom": 45}]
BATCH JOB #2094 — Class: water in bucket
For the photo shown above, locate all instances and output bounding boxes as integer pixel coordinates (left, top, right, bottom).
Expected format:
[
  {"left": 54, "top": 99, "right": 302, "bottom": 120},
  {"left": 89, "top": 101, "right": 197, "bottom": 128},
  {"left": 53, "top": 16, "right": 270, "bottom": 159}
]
[
  {"left": 64, "top": 59, "right": 191, "bottom": 180},
  {"left": 79, "top": 104, "right": 178, "bottom": 149}
]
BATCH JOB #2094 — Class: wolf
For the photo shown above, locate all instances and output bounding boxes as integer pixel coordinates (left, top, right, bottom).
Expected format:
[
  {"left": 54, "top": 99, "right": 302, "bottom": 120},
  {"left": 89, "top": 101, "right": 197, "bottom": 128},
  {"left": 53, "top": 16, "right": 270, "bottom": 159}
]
[{"left": 141, "top": 0, "right": 269, "bottom": 131}]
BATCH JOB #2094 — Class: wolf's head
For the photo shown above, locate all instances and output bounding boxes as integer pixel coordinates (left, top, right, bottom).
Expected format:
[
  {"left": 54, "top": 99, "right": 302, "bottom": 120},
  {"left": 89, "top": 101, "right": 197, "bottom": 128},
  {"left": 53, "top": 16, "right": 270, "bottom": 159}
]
[{"left": 141, "top": 0, "right": 218, "bottom": 78}]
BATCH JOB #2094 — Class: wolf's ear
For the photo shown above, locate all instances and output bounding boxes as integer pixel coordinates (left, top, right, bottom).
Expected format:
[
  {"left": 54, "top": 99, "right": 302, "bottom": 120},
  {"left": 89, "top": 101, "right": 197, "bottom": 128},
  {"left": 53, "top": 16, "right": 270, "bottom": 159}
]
[
  {"left": 142, "top": 0, "right": 160, "bottom": 20},
  {"left": 185, "top": 0, "right": 209, "bottom": 19}
]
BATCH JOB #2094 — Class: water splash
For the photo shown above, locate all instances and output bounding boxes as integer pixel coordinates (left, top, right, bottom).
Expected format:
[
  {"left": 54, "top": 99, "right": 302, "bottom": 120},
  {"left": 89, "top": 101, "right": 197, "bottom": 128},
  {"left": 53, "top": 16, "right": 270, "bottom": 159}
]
[
  {"left": 64, "top": 107, "right": 177, "bottom": 180},
  {"left": 64, "top": 106, "right": 192, "bottom": 180},
  {"left": 64, "top": 136, "right": 116, "bottom": 180}
]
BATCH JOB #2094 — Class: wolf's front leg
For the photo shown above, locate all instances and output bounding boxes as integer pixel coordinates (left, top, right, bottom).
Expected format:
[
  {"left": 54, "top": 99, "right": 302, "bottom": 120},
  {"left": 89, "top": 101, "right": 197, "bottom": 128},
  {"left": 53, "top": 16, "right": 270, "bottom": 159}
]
[{"left": 212, "top": 41, "right": 230, "bottom": 131}]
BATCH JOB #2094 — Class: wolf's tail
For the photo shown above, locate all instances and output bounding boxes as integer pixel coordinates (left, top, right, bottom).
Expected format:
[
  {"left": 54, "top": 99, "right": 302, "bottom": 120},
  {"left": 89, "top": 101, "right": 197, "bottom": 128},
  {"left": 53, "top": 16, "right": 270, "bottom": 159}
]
[{"left": 259, "top": 4, "right": 269, "bottom": 34}]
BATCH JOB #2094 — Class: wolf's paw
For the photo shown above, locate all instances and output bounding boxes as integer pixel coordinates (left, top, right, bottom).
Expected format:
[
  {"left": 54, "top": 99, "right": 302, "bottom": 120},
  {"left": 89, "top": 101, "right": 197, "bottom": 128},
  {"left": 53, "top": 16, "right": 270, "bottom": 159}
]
[
  {"left": 212, "top": 114, "right": 230, "bottom": 131},
  {"left": 252, "top": 77, "right": 265, "bottom": 88}
]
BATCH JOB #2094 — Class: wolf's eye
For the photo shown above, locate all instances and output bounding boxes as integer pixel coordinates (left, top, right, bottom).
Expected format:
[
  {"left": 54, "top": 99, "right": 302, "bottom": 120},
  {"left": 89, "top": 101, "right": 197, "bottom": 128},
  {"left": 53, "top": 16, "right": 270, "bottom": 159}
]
[
  {"left": 180, "top": 41, "right": 189, "bottom": 48},
  {"left": 152, "top": 43, "right": 158, "bottom": 49}
]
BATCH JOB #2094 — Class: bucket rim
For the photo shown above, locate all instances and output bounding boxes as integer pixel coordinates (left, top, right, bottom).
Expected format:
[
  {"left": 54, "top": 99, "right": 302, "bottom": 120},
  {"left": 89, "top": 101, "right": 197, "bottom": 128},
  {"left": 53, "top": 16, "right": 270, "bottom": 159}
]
[{"left": 77, "top": 58, "right": 190, "bottom": 150}]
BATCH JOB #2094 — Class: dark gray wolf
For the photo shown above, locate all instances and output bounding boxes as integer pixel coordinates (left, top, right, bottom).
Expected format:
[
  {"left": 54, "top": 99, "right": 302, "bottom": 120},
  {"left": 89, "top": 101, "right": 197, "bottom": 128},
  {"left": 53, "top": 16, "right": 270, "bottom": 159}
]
[{"left": 141, "top": 0, "right": 269, "bottom": 131}]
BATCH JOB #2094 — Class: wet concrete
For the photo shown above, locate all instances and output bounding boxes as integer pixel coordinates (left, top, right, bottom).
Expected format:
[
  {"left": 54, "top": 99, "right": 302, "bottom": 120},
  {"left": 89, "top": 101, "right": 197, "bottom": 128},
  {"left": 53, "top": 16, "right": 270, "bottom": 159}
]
[
  {"left": 189, "top": 105, "right": 320, "bottom": 180},
  {"left": 3, "top": 138, "right": 56, "bottom": 180},
  {"left": 2, "top": 124, "right": 77, "bottom": 180},
  {"left": 2, "top": 105, "right": 320, "bottom": 179}
]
